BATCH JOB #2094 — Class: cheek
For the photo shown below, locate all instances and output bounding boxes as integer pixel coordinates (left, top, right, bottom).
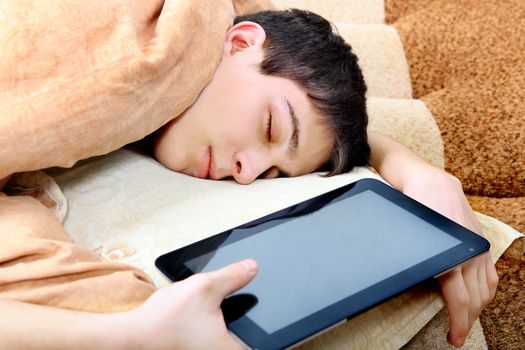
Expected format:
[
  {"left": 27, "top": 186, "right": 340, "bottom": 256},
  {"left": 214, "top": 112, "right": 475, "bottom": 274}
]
[
  {"left": 217, "top": 109, "right": 260, "bottom": 144},
  {"left": 216, "top": 118, "right": 254, "bottom": 148},
  {"left": 211, "top": 82, "right": 266, "bottom": 147}
]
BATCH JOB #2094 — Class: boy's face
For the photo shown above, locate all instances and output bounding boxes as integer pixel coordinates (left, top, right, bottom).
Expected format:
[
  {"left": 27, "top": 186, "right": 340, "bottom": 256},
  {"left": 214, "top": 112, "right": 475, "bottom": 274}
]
[{"left": 154, "top": 22, "right": 334, "bottom": 184}]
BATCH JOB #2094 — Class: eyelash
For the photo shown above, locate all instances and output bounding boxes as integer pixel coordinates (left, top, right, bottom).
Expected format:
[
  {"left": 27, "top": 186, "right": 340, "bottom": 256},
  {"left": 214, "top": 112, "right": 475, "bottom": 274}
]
[{"left": 266, "top": 113, "right": 272, "bottom": 142}]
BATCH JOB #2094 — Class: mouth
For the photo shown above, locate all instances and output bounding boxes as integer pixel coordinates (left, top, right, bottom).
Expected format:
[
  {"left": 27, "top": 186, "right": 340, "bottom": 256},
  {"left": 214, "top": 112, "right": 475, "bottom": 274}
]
[{"left": 197, "top": 147, "right": 212, "bottom": 179}]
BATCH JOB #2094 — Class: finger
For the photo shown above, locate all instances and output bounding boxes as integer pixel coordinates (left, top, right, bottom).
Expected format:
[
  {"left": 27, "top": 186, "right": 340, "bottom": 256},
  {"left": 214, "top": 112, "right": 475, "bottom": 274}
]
[
  {"left": 206, "top": 259, "right": 258, "bottom": 299},
  {"left": 477, "top": 255, "right": 490, "bottom": 307},
  {"left": 221, "top": 332, "right": 247, "bottom": 350},
  {"left": 438, "top": 269, "right": 469, "bottom": 347},
  {"left": 485, "top": 253, "right": 499, "bottom": 302},
  {"left": 462, "top": 259, "right": 482, "bottom": 331}
]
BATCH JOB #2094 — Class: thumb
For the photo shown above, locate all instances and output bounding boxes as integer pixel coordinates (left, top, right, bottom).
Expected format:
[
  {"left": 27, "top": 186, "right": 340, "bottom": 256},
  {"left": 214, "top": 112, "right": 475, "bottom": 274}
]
[{"left": 206, "top": 259, "right": 258, "bottom": 300}]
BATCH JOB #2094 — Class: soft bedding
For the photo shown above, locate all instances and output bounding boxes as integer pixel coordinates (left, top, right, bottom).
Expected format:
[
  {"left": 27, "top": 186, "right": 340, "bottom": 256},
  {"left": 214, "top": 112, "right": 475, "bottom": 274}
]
[
  {"left": 1, "top": 0, "right": 523, "bottom": 349},
  {"left": 385, "top": 1, "right": 525, "bottom": 347},
  {"left": 46, "top": 148, "right": 520, "bottom": 350},
  {"left": 0, "top": 0, "right": 270, "bottom": 312}
]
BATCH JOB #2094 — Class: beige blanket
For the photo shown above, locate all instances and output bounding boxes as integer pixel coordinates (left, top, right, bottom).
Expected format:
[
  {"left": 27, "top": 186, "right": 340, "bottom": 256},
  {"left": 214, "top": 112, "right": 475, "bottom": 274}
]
[
  {"left": 0, "top": 0, "right": 270, "bottom": 179},
  {"left": 0, "top": 0, "right": 272, "bottom": 310}
]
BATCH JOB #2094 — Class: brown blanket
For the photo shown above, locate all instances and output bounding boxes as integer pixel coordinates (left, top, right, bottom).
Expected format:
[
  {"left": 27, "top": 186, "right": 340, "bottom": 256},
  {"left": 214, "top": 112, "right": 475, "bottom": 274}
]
[{"left": 0, "top": 0, "right": 272, "bottom": 311}]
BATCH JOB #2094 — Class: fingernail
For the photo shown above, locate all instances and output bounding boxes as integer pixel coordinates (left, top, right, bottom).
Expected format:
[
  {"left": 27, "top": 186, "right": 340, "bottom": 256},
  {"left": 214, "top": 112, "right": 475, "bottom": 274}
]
[
  {"left": 453, "top": 336, "right": 466, "bottom": 347},
  {"left": 242, "top": 259, "right": 258, "bottom": 274},
  {"left": 447, "top": 333, "right": 466, "bottom": 348}
]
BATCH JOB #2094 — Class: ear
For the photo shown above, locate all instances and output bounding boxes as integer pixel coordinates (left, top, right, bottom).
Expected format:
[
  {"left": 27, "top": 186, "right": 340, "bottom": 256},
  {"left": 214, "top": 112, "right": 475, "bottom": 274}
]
[{"left": 223, "top": 21, "right": 266, "bottom": 56}]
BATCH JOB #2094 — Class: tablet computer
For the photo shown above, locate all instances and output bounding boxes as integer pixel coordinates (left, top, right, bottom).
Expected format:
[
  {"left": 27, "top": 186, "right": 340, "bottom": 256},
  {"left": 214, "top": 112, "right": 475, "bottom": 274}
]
[{"left": 155, "top": 178, "right": 489, "bottom": 350}]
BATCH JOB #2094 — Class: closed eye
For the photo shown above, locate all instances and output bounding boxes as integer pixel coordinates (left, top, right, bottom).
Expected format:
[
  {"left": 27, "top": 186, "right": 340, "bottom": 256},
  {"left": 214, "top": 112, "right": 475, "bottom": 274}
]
[{"left": 266, "top": 113, "right": 272, "bottom": 142}]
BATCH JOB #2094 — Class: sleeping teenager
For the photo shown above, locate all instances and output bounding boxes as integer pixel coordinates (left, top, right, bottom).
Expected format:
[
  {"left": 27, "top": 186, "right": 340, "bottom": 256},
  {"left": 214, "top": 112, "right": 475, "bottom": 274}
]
[{"left": 0, "top": 4, "right": 497, "bottom": 350}]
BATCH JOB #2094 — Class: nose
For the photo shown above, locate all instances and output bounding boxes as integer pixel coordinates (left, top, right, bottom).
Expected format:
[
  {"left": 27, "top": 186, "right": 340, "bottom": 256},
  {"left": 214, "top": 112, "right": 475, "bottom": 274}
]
[{"left": 231, "top": 150, "right": 272, "bottom": 185}]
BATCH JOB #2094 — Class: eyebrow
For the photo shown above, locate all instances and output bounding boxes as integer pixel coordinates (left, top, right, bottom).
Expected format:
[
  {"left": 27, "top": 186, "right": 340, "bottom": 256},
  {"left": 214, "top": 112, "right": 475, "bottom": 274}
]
[{"left": 284, "top": 98, "right": 300, "bottom": 158}]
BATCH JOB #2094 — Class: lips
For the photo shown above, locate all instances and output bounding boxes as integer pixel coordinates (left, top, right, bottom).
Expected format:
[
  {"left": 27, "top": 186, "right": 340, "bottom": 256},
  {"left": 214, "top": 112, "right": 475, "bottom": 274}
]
[{"left": 197, "top": 147, "right": 211, "bottom": 179}]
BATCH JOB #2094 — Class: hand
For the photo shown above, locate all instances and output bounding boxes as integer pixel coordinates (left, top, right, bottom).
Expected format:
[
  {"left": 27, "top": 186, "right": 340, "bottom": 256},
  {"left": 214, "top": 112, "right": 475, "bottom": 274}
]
[
  {"left": 402, "top": 167, "right": 498, "bottom": 347},
  {"left": 123, "top": 259, "right": 258, "bottom": 350}
]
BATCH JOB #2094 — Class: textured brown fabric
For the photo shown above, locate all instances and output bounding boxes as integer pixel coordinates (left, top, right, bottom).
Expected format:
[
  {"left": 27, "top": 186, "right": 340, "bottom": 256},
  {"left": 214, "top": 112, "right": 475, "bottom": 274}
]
[
  {"left": 389, "top": 0, "right": 525, "bottom": 198},
  {"left": 385, "top": 0, "right": 525, "bottom": 228},
  {"left": 384, "top": 0, "right": 435, "bottom": 24},
  {"left": 480, "top": 255, "right": 525, "bottom": 349},
  {"left": 467, "top": 193, "right": 525, "bottom": 346},
  {"left": 423, "top": 81, "right": 524, "bottom": 197},
  {"left": 386, "top": 1, "right": 525, "bottom": 348},
  {"left": 468, "top": 195, "right": 525, "bottom": 234}
]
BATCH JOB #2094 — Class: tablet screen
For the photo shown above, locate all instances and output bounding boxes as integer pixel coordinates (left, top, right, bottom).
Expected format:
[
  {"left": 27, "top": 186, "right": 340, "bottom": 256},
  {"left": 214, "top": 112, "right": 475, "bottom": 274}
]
[{"left": 183, "top": 189, "right": 461, "bottom": 334}]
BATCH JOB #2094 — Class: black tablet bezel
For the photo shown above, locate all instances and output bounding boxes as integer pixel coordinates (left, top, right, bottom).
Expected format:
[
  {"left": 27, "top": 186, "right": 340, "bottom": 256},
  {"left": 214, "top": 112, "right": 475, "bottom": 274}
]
[{"left": 155, "top": 178, "right": 490, "bottom": 350}]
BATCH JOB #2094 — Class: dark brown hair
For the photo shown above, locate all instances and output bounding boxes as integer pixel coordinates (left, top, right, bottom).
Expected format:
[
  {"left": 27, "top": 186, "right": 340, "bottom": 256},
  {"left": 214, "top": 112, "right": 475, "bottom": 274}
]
[{"left": 234, "top": 9, "right": 370, "bottom": 175}]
